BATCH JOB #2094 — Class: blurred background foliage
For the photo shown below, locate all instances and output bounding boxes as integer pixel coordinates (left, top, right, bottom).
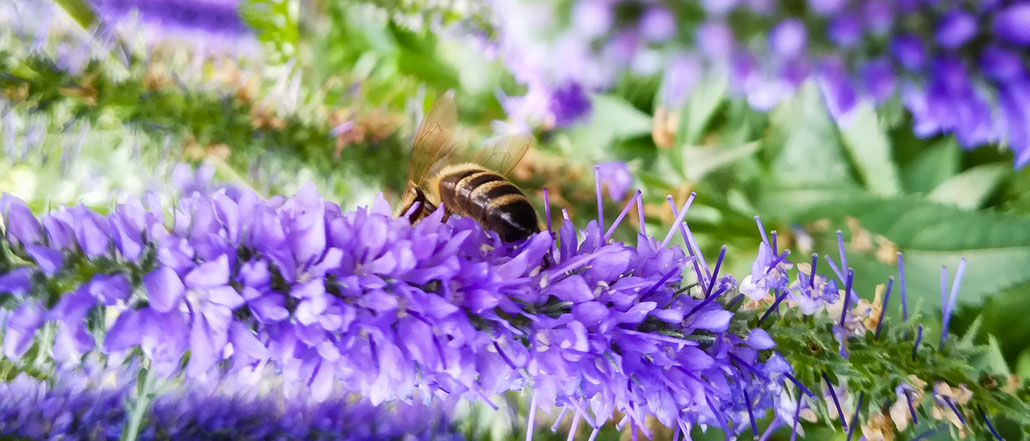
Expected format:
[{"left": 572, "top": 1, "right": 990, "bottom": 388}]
[{"left": 2, "top": 0, "right": 1029, "bottom": 439}]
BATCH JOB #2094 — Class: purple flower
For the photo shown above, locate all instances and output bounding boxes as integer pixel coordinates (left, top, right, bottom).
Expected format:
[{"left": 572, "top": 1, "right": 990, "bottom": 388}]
[
  {"left": 3, "top": 301, "right": 45, "bottom": 359},
  {"left": 936, "top": 10, "right": 978, "bottom": 49},
  {"left": 0, "top": 267, "right": 34, "bottom": 296},
  {"left": 90, "top": 0, "right": 255, "bottom": 50},
  {"left": 0, "top": 183, "right": 787, "bottom": 435},
  {"left": 994, "top": 3, "right": 1030, "bottom": 45},
  {"left": 769, "top": 19, "right": 807, "bottom": 59},
  {"left": 595, "top": 161, "right": 634, "bottom": 201},
  {"left": 548, "top": 82, "right": 591, "bottom": 126},
  {"left": 0, "top": 368, "right": 462, "bottom": 441},
  {"left": 640, "top": 7, "right": 676, "bottom": 43},
  {"left": 1, "top": 193, "right": 42, "bottom": 245},
  {"left": 891, "top": 34, "right": 926, "bottom": 70},
  {"left": 571, "top": 0, "right": 612, "bottom": 38}
]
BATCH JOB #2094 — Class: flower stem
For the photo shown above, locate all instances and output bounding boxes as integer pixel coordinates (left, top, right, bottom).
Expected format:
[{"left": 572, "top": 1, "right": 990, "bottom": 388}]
[{"left": 120, "top": 365, "right": 156, "bottom": 441}]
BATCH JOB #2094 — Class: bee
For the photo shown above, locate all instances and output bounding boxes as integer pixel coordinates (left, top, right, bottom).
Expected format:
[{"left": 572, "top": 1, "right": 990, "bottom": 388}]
[{"left": 398, "top": 93, "right": 540, "bottom": 242}]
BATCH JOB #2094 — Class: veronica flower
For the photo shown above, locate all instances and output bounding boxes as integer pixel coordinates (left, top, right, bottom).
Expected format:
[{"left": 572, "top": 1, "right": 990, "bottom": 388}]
[
  {"left": 87, "top": 0, "right": 258, "bottom": 54},
  {"left": 2, "top": 181, "right": 1024, "bottom": 439},
  {"left": 0, "top": 367, "right": 462, "bottom": 440},
  {"left": 0, "top": 181, "right": 795, "bottom": 437}
]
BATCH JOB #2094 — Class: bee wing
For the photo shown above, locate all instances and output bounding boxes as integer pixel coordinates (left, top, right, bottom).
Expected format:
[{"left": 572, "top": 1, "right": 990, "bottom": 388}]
[
  {"left": 406, "top": 92, "right": 459, "bottom": 189},
  {"left": 475, "top": 132, "right": 533, "bottom": 177}
]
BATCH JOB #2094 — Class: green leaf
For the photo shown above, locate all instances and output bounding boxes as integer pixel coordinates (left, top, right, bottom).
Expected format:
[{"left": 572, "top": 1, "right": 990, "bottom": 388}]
[
  {"left": 682, "top": 141, "right": 760, "bottom": 182},
  {"left": 766, "top": 83, "right": 854, "bottom": 185},
  {"left": 566, "top": 94, "right": 652, "bottom": 157},
  {"left": 677, "top": 75, "right": 727, "bottom": 146},
  {"left": 1016, "top": 349, "right": 1030, "bottom": 379},
  {"left": 983, "top": 335, "right": 1013, "bottom": 376},
  {"left": 240, "top": 0, "right": 300, "bottom": 63},
  {"left": 839, "top": 103, "right": 901, "bottom": 197},
  {"left": 54, "top": 0, "right": 98, "bottom": 29},
  {"left": 927, "top": 163, "right": 1010, "bottom": 210},
  {"left": 903, "top": 138, "right": 960, "bottom": 194}
]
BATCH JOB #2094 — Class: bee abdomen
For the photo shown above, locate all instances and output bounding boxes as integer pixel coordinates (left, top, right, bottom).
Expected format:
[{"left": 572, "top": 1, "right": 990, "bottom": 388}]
[{"left": 483, "top": 195, "right": 539, "bottom": 242}]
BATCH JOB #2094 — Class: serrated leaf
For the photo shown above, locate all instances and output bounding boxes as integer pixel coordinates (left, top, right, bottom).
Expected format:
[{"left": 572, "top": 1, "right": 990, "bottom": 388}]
[
  {"left": 682, "top": 141, "right": 760, "bottom": 181},
  {"left": 985, "top": 335, "right": 1013, "bottom": 376},
  {"left": 903, "top": 138, "right": 960, "bottom": 194},
  {"left": 927, "top": 163, "right": 1010, "bottom": 210},
  {"left": 767, "top": 83, "right": 854, "bottom": 185},
  {"left": 958, "top": 315, "right": 984, "bottom": 348},
  {"left": 678, "top": 75, "right": 727, "bottom": 146},
  {"left": 840, "top": 102, "right": 901, "bottom": 197}
]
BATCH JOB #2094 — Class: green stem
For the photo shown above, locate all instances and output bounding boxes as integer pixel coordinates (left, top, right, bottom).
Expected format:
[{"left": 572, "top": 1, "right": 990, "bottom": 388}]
[{"left": 120, "top": 365, "right": 156, "bottom": 441}]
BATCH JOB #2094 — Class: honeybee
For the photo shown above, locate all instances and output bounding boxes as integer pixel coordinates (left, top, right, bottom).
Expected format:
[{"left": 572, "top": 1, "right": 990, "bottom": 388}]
[{"left": 398, "top": 93, "right": 540, "bottom": 242}]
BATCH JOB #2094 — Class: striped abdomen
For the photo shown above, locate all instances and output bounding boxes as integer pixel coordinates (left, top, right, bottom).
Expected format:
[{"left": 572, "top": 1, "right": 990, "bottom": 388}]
[{"left": 434, "top": 164, "right": 539, "bottom": 242}]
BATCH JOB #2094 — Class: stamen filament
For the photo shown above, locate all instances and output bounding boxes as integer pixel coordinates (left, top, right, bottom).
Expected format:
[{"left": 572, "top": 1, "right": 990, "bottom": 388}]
[
  {"left": 839, "top": 269, "right": 854, "bottom": 327},
  {"left": 940, "top": 258, "right": 967, "bottom": 349},
  {"left": 808, "top": 253, "right": 818, "bottom": 287},
  {"left": 758, "top": 288, "right": 790, "bottom": 325},
  {"left": 526, "top": 394, "right": 538, "bottom": 441},
  {"left": 898, "top": 253, "right": 908, "bottom": 322},
  {"left": 552, "top": 406, "right": 569, "bottom": 432},
  {"left": 543, "top": 187, "right": 552, "bottom": 235},
  {"left": 822, "top": 371, "right": 847, "bottom": 430},
  {"left": 742, "top": 387, "right": 758, "bottom": 438},
  {"left": 594, "top": 165, "right": 604, "bottom": 242},
  {"left": 567, "top": 411, "right": 582, "bottom": 441},
  {"left": 604, "top": 190, "right": 641, "bottom": 241},
  {"left": 844, "top": 393, "right": 864, "bottom": 441},
  {"left": 837, "top": 230, "right": 847, "bottom": 272},
  {"left": 912, "top": 325, "right": 924, "bottom": 360},
  {"left": 943, "top": 397, "right": 968, "bottom": 426},
  {"left": 978, "top": 405, "right": 1003, "bottom": 441},
  {"left": 789, "top": 392, "right": 802, "bottom": 441},
  {"left": 754, "top": 216, "right": 770, "bottom": 246},
  {"left": 704, "top": 246, "right": 727, "bottom": 298},
  {"left": 636, "top": 192, "right": 646, "bottom": 236}
]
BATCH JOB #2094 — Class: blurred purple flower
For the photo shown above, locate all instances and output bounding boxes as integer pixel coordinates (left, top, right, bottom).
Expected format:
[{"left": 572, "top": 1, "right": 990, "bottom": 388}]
[
  {"left": 993, "top": 4, "right": 1030, "bottom": 45},
  {"left": 595, "top": 161, "right": 634, "bottom": 201},
  {"left": 0, "top": 369, "right": 462, "bottom": 440},
  {"left": 482, "top": 0, "right": 1030, "bottom": 166},
  {"left": 90, "top": 0, "right": 253, "bottom": 42},
  {"left": 936, "top": 10, "right": 978, "bottom": 49},
  {"left": 549, "top": 82, "right": 592, "bottom": 126},
  {"left": 640, "top": 7, "right": 676, "bottom": 43}
]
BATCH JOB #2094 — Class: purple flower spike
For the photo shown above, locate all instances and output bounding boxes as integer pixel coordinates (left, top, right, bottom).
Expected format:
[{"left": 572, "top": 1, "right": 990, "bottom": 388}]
[{"left": 0, "top": 189, "right": 786, "bottom": 435}]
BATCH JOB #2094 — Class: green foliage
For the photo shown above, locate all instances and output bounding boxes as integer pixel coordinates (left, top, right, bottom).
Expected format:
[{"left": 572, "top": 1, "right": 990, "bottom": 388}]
[{"left": 240, "top": 0, "right": 300, "bottom": 64}]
